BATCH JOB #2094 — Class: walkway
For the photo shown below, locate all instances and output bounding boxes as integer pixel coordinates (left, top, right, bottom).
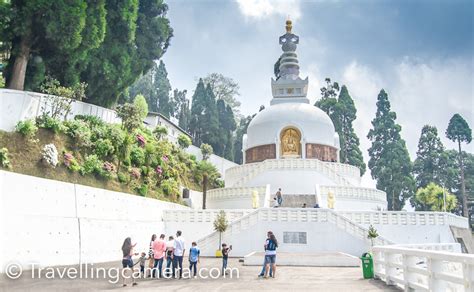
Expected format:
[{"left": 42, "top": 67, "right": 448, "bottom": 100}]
[{"left": 0, "top": 258, "right": 399, "bottom": 291}]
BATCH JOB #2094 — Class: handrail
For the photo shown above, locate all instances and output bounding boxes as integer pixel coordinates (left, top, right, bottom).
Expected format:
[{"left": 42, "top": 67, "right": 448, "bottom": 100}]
[
  {"left": 372, "top": 245, "right": 474, "bottom": 291},
  {"left": 227, "top": 159, "right": 354, "bottom": 187}
]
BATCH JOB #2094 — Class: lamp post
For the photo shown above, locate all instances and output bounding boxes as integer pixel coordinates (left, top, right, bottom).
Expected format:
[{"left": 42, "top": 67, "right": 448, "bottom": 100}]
[{"left": 442, "top": 184, "right": 446, "bottom": 213}]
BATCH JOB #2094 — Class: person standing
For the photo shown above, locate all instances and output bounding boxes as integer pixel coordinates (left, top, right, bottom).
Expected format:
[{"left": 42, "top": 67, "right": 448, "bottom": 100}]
[
  {"left": 264, "top": 231, "right": 278, "bottom": 278},
  {"left": 173, "top": 231, "right": 185, "bottom": 278},
  {"left": 188, "top": 242, "right": 200, "bottom": 278},
  {"left": 147, "top": 234, "right": 157, "bottom": 277},
  {"left": 276, "top": 188, "right": 283, "bottom": 206},
  {"left": 121, "top": 237, "right": 138, "bottom": 287},
  {"left": 221, "top": 243, "right": 232, "bottom": 275},
  {"left": 165, "top": 235, "right": 175, "bottom": 277},
  {"left": 152, "top": 234, "right": 166, "bottom": 278}
]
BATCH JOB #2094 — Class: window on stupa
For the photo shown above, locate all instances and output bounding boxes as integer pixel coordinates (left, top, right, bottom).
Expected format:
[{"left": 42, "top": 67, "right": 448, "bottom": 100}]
[{"left": 287, "top": 88, "right": 294, "bottom": 94}]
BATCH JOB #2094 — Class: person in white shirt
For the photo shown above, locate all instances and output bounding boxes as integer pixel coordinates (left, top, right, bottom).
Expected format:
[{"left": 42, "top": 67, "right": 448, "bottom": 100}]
[{"left": 173, "top": 230, "right": 185, "bottom": 278}]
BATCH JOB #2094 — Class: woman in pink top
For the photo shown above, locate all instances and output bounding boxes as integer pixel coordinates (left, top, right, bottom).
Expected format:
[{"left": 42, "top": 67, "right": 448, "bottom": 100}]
[{"left": 152, "top": 234, "right": 166, "bottom": 278}]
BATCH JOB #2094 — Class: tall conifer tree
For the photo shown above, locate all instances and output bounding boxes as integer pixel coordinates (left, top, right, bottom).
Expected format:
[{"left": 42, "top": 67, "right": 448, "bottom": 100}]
[{"left": 367, "top": 89, "right": 415, "bottom": 210}]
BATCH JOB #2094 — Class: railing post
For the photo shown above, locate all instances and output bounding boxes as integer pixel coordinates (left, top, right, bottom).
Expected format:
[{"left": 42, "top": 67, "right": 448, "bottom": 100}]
[
  {"left": 385, "top": 252, "right": 398, "bottom": 286},
  {"left": 427, "top": 258, "right": 446, "bottom": 292},
  {"left": 402, "top": 254, "right": 417, "bottom": 291}
]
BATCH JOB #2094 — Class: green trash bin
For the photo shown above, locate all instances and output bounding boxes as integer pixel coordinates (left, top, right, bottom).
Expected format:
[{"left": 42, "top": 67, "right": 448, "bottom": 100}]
[{"left": 360, "top": 253, "right": 374, "bottom": 279}]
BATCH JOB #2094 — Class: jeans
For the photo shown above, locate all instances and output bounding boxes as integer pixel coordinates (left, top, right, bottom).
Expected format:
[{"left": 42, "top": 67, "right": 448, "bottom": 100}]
[
  {"left": 153, "top": 258, "right": 164, "bottom": 278},
  {"left": 259, "top": 257, "right": 273, "bottom": 277},
  {"left": 173, "top": 255, "right": 183, "bottom": 278},
  {"left": 189, "top": 261, "right": 198, "bottom": 276},
  {"left": 277, "top": 197, "right": 283, "bottom": 205},
  {"left": 222, "top": 257, "right": 228, "bottom": 274},
  {"left": 166, "top": 255, "right": 173, "bottom": 276}
]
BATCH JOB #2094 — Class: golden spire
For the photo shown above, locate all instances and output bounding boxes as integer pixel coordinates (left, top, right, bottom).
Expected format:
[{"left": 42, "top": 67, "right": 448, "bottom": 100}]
[{"left": 285, "top": 18, "right": 292, "bottom": 33}]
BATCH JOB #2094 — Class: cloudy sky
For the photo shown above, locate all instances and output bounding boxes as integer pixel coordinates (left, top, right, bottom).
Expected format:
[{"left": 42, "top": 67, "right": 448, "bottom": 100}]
[{"left": 162, "top": 0, "right": 473, "bottom": 187}]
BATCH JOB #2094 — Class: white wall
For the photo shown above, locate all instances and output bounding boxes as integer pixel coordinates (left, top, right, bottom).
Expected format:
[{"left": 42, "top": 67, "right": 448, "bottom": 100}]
[
  {"left": 186, "top": 145, "right": 238, "bottom": 179},
  {"left": 0, "top": 89, "right": 120, "bottom": 132},
  {"left": 0, "top": 170, "right": 187, "bottom": 272}
]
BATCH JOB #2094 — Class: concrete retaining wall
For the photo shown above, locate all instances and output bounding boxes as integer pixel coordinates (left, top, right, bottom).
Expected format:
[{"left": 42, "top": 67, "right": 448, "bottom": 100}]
[{"left": 0, "top": 170, "right": 187, "bottom": 272}]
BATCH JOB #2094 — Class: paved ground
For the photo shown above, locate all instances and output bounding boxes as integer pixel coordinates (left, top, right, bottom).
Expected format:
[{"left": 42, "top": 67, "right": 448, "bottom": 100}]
[{"left": 0, "top": 258, "right": 399, "bottom": 292}]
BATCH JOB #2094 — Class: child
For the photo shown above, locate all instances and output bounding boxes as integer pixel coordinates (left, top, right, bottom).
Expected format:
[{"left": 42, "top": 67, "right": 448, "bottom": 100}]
[
  {"left": 188, "top": 242, "right": 200, "bottom": 277},
  {"left": 221, "top": 243, "right": 232, "bottom": 275},
  {"left": 138, "top": 252, "right": 147, "bottom": 276}
]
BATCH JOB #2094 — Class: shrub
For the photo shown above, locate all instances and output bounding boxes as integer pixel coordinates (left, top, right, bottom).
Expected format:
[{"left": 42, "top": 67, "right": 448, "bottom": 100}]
[
  {"left": 64, "top": 119, "right": 92, "bottom": 148},
  {"left": 63, "top": 152, "right": 81, "bottom": 172},
  {"left": 130, "top": 167, "right": 141, "bottom": 179},
  {"left": 39, "top": 77, "right": 86, "bottom": 120},
  {"left": 200, "top": 143, "right": 213, "bottom": 160},
  {"left": 94, "top": 138, "right": 114, "bottom": 158},
  {"left": 41, "top": 144, "right": 59, "bottom": 167},
  {"left": 136, "top": 134, "right": 146, "bottom": 147},
  {"left": 117, "top": 172, "right": 129, "bottom": 184},
  {"left": 116, "top": 103, "right": 142, "bottom": 132},
  {"left": 161, "top": 178, "right": 179, "bottom": 198},
  {"left": 74, "top": 115, "right": 105, "bottom": 128},
  {"left": 16, "top": 120, "right": 38, "bottom": 139},
  {"left": 133, "top": 94, "right": 148, "bottom": 121},
  {"left": 153, "top": 125, "right": 168, "bottom": 141},
  {"left": 137, "top": 184, "right": 148, "bottom": 197},
  {"left": 36, "top": 115, "right": 65, "bottom": 134},
  {"left": 101, "top": 161, "right": 116, "bottom": 179},
  {"left": 80, "top": 154, "right": 103, "bottom": 176},
  {"left": 130, "top": 146, "right": 145, "bottom": 166},
  {"left": 107, "top": 126, "right": 125, "bottom": 149},
  {"left": 0, "top": 148, "right": 11, "bottom": 168},
  {"left": 177, "top": 134, "right": 192, "bottom": 149}
]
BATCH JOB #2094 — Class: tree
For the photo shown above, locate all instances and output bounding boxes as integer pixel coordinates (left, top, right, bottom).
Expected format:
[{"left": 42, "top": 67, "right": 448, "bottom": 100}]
[
  {"left": 153, "top": 125, "right": 168, "bottom": 141},
  {"left": 177, "top": 134, "right": 191, "bottom": 149},
  {"left": 200, "top": 143, "right": 213, "bottom": 161},
  {"left": 171, "top": 88, "right": 190, "bottom": 131},
  {"left": 116, "top": 103, "right": 143, "bottom": 132},
  {"left": 3, "top": 0, "right": 104, "bottom": 90},
  {"left": 367, "top": 225, "right": 379, "bottom": 247},
  {"left": 367, "top": 89, "right": 415, "bottom": 210},
  {"left": 194, "top": 160, "right": 220, "bottom": 209},
  {"left": 213, "top": 210, "right": 228, "bottom": 249},
  {"left": 133, "top": 94, "right": 148, "bottom": 121},
  {"left": 413, "top": 125, "right": 445, "bottom": 189},
  {"left": 154, "top": 60, "right": 172, "bottom": 117},
  {"left": 83, "top": 0, "right": 172, "bottom": 107},
  {"left": 316, "top": 82, "right": 366, "bottom": 175},
  {"left": 215, "top": 99, "right": 236, "bottom": 159},
  {"left": 415, "top": 183, "right": 457, "bottom": 212},
  {"left": 127, "top": 62, "right": 156, "bottom": 106},
  {"left": 189, "top": 79, "right": 207, "bottom": 145},
  {"left": 446, "top": 113, "right": 472, "bottom": 217},
  {"left": 233, "top": 115, "right": 253, "bottom": 164},
  {"left": 203, "top": 73, "right": 241, "bottom": 114}
]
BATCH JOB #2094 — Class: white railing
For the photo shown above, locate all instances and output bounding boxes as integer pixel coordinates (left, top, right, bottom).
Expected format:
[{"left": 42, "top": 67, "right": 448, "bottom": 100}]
[
  {"left": 162, "top": 209, "right": 252, "bottom": 223},
  {"left": 197, "top": 208, "right": 393, "bottom": 253},
  {"left": 206, "top": 186, "right": 268, "bottom": 200},
  {"left": 373, "top": 245, "right": 474, "bottom": 291},
  {"left": 338, "top": 211, "right": 469, "bottom": 229},
  {"left": 320, "top": 185, "right": 386, "bottom": 202},
  {"left": 225, "top": 159, "right": 354, "bottom": 188},
  {"left": 394, "top": 243, "right": 462, "bottom": 253},
  {"left": 323, "top": 162, "right": 361, "bottom": 181}
]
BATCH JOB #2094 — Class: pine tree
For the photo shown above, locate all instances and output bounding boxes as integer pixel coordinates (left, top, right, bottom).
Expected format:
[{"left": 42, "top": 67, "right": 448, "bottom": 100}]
[
  {"left": 189, "top": 79, "right": 207, "bottom": 145},
  {"left": 413, "top": 125, "right": 445, "bottom": 189},
  {"left": 367, "top": 89, "right": 415, "bottom": 210},
  {"left": 446, "top": 113, "right": 472, "bottom": 217},
  {"left": 316, "top": 82, "right": 366, "bottom": 175},
  {"left": 154, "top": 60, "right": 172, "bottom": 117},
  {"left": 127, "top": 62, "right": 157, "bottom": 106},
  {"left": 233, "top": 115, "right": 253, "bottom": 164},
  {"left": 201, "top": 84, "right": 220, "bottom": 151}
]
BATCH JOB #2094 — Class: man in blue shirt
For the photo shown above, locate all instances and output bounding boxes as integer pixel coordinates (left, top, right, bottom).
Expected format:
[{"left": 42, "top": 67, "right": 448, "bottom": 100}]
[{"left": 188, "top": 242, "right": 200, "bottom": 277}]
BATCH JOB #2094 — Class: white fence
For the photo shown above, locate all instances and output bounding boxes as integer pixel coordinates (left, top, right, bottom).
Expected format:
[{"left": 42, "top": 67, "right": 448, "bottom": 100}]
[
  {"left": 373, "top": 245, "right": 474, "bottom": 291},
  {"left": 0, "top": 89, "right": 120, "bottom": 131},
  {"left": 339, "top": 211, "right": 469, "bottom": 229}
]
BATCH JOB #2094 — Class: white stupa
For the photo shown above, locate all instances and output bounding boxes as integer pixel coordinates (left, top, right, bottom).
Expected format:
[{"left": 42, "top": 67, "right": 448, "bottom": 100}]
[{"left": 207, "top": 20, "right": 387, "bottom": 211}]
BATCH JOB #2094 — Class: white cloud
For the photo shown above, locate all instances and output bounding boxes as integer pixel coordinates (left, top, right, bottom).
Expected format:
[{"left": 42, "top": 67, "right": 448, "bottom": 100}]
[{"left": 236, "top": 0, "right": 302, "bottom": 20}]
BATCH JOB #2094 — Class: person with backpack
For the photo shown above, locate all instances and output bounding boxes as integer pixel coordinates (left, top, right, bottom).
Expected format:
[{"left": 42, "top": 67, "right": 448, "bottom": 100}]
[{"left": 264, "top": 231, "right": 278, "bottom": 278}]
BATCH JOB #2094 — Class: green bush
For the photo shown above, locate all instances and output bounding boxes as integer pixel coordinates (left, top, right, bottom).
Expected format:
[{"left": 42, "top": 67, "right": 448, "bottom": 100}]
[
  {"left": 177, "top": 134, "right": 192, "bottom": 149},
  {"left": 0, "top": 148, "right": 11, "bottom": 169},
  {"left": 161, "top": 178, "right": 179, "bottom": 198},
  {"left": 130, "top": 146, "right": 145, "bottom": 166},
  {"left": 117, "top": 172, "right": 129, "bottom": 184},
  {"left": 133, "top": 94, "right": 148, "bottom": 121},
  {"left": 63, "top": 152, "right": 81, "bottom": 172},
  {"left": 16, "top": 120, "right": 38, "bottom": 139},
  {"left": 94, "top": 138, "right": 114, "bottom": 158},
  {"left": 137, "top": 184, "right": 148, "bottom": 197},
  {"left": 64, "top": 119, "right": 92, "bottom": 148},
  {"left": 36, "top": 115, "right": 65, "bottom": 134},
  {"left": 107, "top": 125, "right": 125, "bottom": 148},
  {"left": 116, "top": 103, "right": 143, "bottom": 132},
  {"left": 74, "top": 115, "right": 105, "bottom": 128},
  {"left": 80, "top": 154, "right": 103, "bottom": 176}
]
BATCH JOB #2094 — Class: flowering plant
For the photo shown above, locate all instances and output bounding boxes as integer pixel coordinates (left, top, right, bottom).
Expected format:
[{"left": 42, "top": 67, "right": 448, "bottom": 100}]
[
  {"left": 136, "top": 134, "right": 146, "bottom": 147},
  {"left": 103, "top": 161, "right": 116, "bottom": 173},
  {"left": 130, "top": 167, "right": 141, "bottom": 179}
]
